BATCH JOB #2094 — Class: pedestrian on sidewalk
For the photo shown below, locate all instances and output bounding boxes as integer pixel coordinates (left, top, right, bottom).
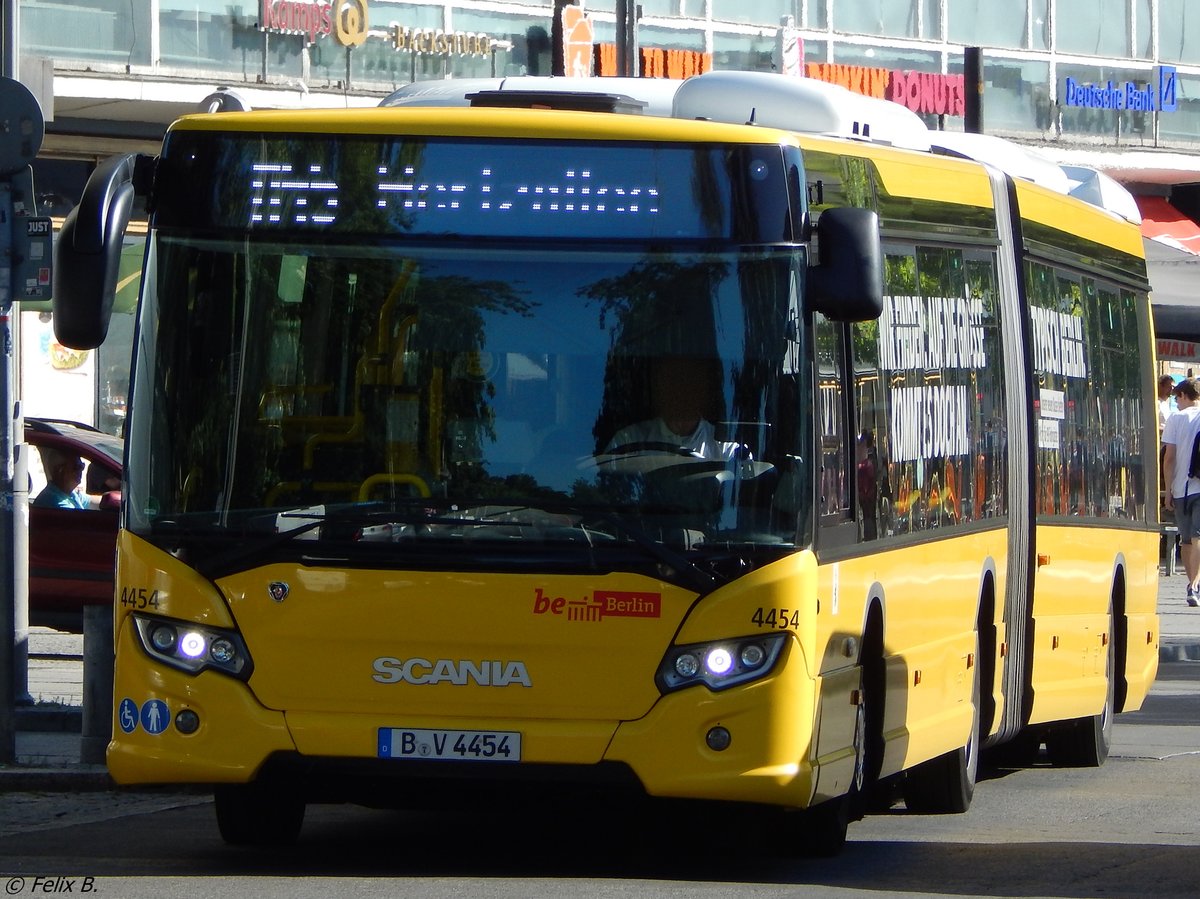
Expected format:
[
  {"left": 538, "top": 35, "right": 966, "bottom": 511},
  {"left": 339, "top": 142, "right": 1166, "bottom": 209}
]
[
  {"left": 1159, "top": 373, "right": 1177, "bottom": 430},
  {"left": 1163, "top": 377, "right": 1200, "bottom": 606}
]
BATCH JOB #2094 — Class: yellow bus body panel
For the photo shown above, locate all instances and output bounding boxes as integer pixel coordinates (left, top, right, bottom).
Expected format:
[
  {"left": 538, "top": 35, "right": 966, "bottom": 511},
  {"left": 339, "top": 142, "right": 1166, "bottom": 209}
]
[
  {"left": 1014, "top": 180, "right": 1147, "bottom": 257},
  {"left": 108, "top": 533, "right": 296, "bottom": 784},
  {"left": 1027, "top": 524, "right": 1160, "bottom": 724},
  {"left": 798, "top": 133, "right": 996, "bottom": 209},
  {"left": 108, "top": 532, "right": 835, "bottom": 804},
  {"left": 814, "top": 528, "right": 1007, "bottom": 781}
]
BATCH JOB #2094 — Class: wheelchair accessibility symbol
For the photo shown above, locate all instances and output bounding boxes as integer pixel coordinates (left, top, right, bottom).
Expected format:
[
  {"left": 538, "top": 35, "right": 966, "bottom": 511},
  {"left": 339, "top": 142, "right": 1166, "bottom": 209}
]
[{"left": 118, "top": 698, "right": 139, "bottom": 733}]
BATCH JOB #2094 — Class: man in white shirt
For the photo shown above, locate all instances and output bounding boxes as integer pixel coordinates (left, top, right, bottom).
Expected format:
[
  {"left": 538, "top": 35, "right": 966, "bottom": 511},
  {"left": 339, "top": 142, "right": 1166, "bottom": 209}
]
[
  {"left": 1163, "top": 378, "right": 1200, "bottom": 606},
  {"left": 606, "top": 355, "right": 741, "bottom": 462}
]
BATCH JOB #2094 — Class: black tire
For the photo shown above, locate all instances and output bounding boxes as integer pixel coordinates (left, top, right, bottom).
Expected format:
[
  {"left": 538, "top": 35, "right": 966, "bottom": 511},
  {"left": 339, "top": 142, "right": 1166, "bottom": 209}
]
[
  {"left": 902, "top": 634, "right": 981, "bottom": 814},
  {"left": 984, "top": 729, "right": 1043, "bottom": 768},
  {"left": 214, "top": 783, "right": 306, "bottom": 846},
  {"left": 1045, "top": 610, "right": 1115, "bottom": 768},
  {"left": 796, "top": 798, "right": 850, "bottom": 858},
  {"left": 772, "top": 643, "right": 879, "bottom": 860}
]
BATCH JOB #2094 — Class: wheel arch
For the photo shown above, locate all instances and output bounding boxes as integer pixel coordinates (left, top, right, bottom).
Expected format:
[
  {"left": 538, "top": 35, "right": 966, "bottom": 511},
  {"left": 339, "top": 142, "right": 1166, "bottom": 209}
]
[{"left": 1109, "top": 553, "right": 1129, "bottom": 713}]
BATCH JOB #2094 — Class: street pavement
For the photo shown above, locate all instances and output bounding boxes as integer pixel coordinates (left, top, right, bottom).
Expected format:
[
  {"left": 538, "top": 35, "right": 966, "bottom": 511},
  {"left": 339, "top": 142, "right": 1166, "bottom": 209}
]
[{"left": 4, "top": 565, "right": 1200, "bottom": 789}]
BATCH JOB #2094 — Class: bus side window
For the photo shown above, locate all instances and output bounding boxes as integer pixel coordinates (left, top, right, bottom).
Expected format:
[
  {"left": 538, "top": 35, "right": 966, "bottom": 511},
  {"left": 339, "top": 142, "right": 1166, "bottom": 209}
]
[{"left": 814, "top": 312, "right": 853, "bottom": 531}]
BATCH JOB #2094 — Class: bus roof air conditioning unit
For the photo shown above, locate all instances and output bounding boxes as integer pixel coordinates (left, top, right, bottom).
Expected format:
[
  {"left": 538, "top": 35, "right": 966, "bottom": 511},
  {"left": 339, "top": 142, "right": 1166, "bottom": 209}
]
[
  {"left": 671, "top": 70, "right": 932, "bottom": 152},
  {"left": 383, "top": 76, "right": 683, "bottom": 116},
  {"left": 466, "top": 90, "right": 648, "bottom": 114}
]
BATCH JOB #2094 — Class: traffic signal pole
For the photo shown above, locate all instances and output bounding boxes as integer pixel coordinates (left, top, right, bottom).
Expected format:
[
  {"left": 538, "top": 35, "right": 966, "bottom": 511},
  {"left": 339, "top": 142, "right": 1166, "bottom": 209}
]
[
  {"left": 0, "top": 61, "right": 51, "bottom": 761},
  {"left": 0, "top": 3, "right": 18, "bottom": 765}
]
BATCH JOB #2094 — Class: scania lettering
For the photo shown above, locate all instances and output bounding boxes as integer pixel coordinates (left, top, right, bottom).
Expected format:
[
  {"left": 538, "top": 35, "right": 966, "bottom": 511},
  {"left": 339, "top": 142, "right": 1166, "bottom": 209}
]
[{"left": 372, "top": 657, "right": 532, "bottom": 686}]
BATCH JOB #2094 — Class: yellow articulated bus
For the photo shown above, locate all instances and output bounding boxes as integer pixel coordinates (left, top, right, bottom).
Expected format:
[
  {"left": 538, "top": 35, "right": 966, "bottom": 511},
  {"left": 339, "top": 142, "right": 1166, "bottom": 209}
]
[{"left": 53, "top": 71, "right": 1158, "bottom": 855}]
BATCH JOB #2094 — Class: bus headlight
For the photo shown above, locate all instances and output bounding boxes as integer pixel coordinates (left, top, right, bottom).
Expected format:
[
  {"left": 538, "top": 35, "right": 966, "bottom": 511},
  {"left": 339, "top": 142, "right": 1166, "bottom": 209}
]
[
  {"left": 657, "top": 633, "right": 787, "bottom": 692},
  {"left": 132, "top": 615, "right": 253, "bottom": 679}
]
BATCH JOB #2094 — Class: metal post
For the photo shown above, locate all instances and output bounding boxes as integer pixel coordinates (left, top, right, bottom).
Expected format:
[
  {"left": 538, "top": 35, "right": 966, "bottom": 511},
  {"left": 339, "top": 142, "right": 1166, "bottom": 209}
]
[
  {"left": 964, "top": 47, "right": 984, "bottom": 134},
  {"left": 80, "top": 604, "right": 113, "bottom": 764},
  {"left": 615, "top": 0, "right": 629, "bottom": 77},
  {"left": 625, "top": 3, "right": 639, "bottom": 77},
  {"left": 0, "top": 0, "right": 17, "bottom": 769},
  {"left": 0, "top": 72, "right": 46, "bottom": 765}
]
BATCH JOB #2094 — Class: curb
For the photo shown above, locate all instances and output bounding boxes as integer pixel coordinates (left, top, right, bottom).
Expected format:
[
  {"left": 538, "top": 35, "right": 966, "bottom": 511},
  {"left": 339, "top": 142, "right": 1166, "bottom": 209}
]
[
  {"left": 1161, "top": 641, "right": 1200, "bottom": 662},
  {"left": 0, "top": 766, "right": 114, "bottom": 791},
  {"left": 15, "top": 706, "right": 83, "bottom": 732}
]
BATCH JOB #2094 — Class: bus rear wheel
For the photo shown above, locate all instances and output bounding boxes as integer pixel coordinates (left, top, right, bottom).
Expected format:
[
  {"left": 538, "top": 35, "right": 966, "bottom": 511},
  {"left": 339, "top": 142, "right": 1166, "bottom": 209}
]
[{"left": 214, "top": 782, "right": 306, "bottom": 846}]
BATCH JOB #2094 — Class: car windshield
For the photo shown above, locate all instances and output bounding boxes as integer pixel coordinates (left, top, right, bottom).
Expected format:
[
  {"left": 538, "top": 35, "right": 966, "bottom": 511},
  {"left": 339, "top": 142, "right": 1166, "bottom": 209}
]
[{"left": 127, "top": 235, "right": 813, "bottom": 572}]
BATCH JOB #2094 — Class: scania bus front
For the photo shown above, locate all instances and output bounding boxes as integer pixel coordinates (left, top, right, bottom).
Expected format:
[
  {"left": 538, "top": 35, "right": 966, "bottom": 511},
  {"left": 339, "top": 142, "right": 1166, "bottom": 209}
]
[{"left": 52, "top": 106, "right": 882, "bottom": 849}]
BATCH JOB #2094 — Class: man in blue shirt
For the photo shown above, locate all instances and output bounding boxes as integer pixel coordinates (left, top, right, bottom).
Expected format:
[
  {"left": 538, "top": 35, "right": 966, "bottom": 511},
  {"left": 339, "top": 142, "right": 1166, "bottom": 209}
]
[{"left": 33, "top": 448, "right": 89, "bottom": 510}]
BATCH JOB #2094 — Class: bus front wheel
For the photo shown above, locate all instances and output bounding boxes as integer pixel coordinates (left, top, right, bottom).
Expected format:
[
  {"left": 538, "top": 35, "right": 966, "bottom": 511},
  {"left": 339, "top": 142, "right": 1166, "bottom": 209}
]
[{"left": 214, "top": 782, "right": 306, "bottom": 846}]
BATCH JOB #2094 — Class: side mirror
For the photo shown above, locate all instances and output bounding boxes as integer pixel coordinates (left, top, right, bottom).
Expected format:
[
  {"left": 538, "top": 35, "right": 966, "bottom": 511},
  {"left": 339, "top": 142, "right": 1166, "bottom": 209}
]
[
  {"left": 52, "top": 153, "right": 139, "bottom": 349},
  {"left": 808, "top": 206, "right": 884, "bottom": 323}
]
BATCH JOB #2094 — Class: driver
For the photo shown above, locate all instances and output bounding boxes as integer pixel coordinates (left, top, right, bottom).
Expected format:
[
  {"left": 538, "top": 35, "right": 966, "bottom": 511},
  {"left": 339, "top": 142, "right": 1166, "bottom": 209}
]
[{"left": 606, "top": 355, "right": 742, "bottom": 462}]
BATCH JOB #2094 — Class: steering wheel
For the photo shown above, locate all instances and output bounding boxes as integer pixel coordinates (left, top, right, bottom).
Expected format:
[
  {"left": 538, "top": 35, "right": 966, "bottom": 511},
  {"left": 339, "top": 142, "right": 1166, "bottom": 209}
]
[{"left": 606, "top": 441, "right": 699, "bottom": 457}]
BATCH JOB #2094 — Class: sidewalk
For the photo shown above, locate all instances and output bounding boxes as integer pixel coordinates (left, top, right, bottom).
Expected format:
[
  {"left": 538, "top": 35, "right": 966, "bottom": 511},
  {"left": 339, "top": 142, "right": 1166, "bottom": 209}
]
[
  {"left": 1157, "top": 565, "right": 1200, "bottom": 661},
  {"left": 5, "top": 570, "right": 1200, "bottom": 788}
]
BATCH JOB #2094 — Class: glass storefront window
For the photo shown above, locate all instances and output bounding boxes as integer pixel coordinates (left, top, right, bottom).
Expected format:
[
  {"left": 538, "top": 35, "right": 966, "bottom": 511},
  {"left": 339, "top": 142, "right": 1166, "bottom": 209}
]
[
  {"left": 21, "top": 0, "right": 152, "bottom": 66},
  {"left": 637, "top": 23, "right": 704, "bottom": 51},
  {"left": 449, "top": 8, "right": 531, "bottom": 78},
  {"left": 1055, "top": 0, "right": 1129, "bottom": 58},
  {"left": 710, "top": 1, "right": 797, "bottom": 27},
  {"left": 712, "top": 29, "right": 781, "bottom": 73},
  {"left": 805, "top": 0, "right": 828, "bottom": 29},
  {"left": 947, "top": 0, "right": 1045, "bottom": 51},
  {"left": 1160, "top": 0, "right": 1200, "bottom": 64},
  {"left": 832, "top": 0, "right": 935, "bottom": 39},
  {"left": 831, "top": 43, "right": 940, "bottom": 71},
  {"left": 1134, "top": 0, "right": 1152, "bottom": 59},
  {"left": 636, "top": 0, "right": 682, "bottom": 16},
  {"left": 158, "top": 0, "right": 262, "bottom": 72},
  {"left": 1156, "top": 73, "right": 1200, "bottom": 147},
  {"left": 945, "top": 55, "right": 1051, "bottom": 135}
]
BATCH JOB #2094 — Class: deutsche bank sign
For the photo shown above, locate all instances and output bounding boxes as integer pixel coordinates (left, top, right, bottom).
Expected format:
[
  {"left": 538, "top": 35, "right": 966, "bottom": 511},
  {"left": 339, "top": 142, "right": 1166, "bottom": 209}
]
[{"left": 1064, "top": 66, "right": 1178, "bottom": 112}]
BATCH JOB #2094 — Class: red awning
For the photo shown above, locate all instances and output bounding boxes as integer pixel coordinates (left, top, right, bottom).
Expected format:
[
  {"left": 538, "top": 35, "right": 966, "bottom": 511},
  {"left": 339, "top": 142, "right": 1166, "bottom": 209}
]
[{"left": 1137, "top": 196, "right": 1200, "bottom": 255}]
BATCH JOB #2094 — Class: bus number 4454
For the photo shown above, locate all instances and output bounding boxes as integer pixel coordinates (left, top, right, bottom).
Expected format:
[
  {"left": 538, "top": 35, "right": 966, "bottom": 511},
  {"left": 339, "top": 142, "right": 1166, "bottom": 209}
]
[
  {"left": 120, "top": 587, "right": 161, "bottom": 610},
  {"left": 751, "top": 607, "right": 800, "bottom": 630}
]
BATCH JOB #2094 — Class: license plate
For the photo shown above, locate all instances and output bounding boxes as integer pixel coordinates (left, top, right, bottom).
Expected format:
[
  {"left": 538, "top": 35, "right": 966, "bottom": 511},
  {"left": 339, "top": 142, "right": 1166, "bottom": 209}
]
[{"left": 378, "top": 727, "right": 522, "bottom": 762}]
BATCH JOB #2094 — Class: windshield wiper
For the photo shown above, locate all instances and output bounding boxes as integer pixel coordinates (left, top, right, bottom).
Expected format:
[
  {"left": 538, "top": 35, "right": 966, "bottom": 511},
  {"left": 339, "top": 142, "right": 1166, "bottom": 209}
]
[
  {"left": 189, "top": 502, "right": 445, "bottom": 579},
  {"left": 187, "top": 498, "right": 719, "bottom": 595},
  {"left": 471, "top": 499, "right": 718, "bottom": 595}
]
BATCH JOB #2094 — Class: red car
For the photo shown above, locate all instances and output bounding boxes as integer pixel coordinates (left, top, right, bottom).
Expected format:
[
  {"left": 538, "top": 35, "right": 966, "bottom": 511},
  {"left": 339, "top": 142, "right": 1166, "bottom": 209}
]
[{"left": 25, "top": 418, "right": 123, "bottom": 633}]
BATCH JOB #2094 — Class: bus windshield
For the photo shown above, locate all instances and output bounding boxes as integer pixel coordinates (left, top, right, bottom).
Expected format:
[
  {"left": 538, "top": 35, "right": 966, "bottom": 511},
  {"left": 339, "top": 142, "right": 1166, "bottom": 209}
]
[{"left": 127, "top": 236, "right": 812, "bottom": 574}]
